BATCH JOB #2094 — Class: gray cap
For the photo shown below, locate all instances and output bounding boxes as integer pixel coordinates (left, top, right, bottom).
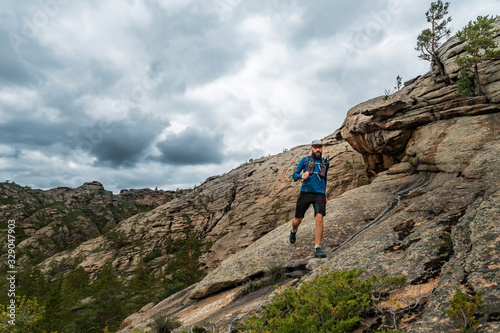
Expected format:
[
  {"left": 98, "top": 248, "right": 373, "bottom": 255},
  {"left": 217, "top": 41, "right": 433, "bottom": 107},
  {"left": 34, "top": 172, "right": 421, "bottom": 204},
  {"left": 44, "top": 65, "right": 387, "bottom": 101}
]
[{"left": 311, "top": 139, "right": 323, "bottom": 146}]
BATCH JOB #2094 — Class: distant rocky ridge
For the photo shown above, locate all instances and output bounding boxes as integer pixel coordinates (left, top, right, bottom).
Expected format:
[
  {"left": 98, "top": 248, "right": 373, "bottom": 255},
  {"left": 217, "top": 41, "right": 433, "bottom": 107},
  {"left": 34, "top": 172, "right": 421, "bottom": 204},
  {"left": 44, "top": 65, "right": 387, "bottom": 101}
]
[
  {"left": 119, "top": 187, "right": 178, "bottom": 208},
  {"left": 0, "top": 181, "right": 177, "bottom": 269}
]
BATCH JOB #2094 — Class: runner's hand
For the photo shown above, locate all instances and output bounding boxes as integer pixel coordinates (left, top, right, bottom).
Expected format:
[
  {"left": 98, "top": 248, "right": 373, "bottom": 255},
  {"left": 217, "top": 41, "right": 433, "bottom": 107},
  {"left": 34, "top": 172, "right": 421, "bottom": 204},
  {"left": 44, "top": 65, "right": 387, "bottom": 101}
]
[{"left": 302, "top": 171, "right": 309, "bottom": 179}]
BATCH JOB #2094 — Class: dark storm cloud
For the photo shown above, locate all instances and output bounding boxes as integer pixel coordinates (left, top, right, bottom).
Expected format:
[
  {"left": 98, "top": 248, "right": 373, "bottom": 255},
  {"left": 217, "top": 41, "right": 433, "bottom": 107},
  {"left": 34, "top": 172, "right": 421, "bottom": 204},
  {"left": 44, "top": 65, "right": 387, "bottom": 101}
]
[
  {"left": 85, "top": 117, "right": 168, "bottom": 168},
  {"left": 0, "top": 111, "right": 168, "bottom": 170},
  {"left": 0, "top": 118, "right": 77, "bottom": 147},
  {"left": 155, "top": 127, "right": 225, "bottom": 165}
]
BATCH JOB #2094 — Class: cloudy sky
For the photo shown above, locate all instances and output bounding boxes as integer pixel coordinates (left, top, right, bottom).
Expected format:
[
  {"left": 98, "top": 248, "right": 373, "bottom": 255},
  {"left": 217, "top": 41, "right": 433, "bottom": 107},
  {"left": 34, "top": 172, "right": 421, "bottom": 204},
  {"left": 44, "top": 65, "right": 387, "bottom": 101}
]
[{"left": 0, "top": 0, "right": 498, "bottom": 192}]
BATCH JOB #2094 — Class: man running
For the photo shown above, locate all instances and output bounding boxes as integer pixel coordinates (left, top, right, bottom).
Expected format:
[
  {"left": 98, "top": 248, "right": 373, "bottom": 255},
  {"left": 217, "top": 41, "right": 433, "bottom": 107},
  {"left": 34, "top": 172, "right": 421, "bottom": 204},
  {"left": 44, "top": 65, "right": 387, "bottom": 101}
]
[{"left": 290, "top": 139, "right": 330, "bottom": 258}]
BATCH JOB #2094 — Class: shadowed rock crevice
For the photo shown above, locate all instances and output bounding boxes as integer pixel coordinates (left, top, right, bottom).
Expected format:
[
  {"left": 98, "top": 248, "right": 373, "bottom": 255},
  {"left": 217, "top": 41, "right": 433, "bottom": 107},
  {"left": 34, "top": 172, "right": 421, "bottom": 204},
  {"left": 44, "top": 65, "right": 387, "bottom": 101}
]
[{"left": 201, "top": 182, "right": 241, "bottom": 238}]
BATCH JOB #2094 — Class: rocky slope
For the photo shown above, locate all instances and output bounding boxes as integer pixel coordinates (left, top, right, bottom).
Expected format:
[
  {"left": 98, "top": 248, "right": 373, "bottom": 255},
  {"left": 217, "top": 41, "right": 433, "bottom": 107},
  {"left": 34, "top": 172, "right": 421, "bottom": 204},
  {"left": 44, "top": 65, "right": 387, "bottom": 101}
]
[{"left": 118, "top": 21, "right": 500, "bottom": 333}]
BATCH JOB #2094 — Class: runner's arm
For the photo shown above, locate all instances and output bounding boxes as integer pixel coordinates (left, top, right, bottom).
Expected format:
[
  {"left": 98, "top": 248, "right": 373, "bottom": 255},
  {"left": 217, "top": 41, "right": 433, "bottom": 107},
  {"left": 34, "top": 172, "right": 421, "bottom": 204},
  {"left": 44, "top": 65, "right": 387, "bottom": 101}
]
[{"left": 292, "top": 157, "right": 307, "bottom": 181}]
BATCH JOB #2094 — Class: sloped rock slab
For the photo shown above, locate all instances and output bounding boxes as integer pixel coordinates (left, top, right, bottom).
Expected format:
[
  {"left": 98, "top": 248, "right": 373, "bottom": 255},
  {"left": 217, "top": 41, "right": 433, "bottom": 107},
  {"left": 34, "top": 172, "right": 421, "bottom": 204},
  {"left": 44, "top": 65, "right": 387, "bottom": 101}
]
[{"left": 189, "top": 173, "right": 425, "bottom": 299}]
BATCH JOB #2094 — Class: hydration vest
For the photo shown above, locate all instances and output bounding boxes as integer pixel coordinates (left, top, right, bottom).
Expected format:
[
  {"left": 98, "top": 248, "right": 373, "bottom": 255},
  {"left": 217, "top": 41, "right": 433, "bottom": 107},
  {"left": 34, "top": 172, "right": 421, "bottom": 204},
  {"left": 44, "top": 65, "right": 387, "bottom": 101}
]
[{"left": 305, "top": 155, "right": 329, "bottom": 179}]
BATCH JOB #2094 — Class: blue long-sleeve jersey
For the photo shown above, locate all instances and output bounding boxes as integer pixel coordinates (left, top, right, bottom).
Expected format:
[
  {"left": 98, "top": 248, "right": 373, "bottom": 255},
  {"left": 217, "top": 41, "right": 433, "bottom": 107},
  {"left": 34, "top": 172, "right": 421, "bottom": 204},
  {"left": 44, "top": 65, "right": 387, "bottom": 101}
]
[{"left": 292, "top": 154, "right": 329, "bottom": 194}]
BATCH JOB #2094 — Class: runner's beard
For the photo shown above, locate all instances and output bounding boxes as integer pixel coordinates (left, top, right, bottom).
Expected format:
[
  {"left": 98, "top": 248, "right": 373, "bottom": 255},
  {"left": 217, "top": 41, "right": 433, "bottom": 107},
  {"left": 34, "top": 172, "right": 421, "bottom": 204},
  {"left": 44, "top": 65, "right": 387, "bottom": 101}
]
[{"left": 314, "top": 151, "right": 322, "bottom": 159}]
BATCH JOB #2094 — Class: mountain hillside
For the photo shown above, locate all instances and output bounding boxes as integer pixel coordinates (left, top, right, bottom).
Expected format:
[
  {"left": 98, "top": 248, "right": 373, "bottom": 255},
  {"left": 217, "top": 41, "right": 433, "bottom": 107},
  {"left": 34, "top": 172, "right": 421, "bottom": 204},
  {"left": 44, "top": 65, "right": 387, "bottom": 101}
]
[{"left": 0, "top": 181, "right": 176, "bottom": 268}]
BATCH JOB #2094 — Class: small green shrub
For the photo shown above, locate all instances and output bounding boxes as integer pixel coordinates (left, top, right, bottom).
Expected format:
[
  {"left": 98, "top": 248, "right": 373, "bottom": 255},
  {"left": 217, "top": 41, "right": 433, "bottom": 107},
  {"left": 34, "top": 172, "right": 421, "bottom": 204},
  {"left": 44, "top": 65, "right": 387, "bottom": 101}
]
[
  {"left": 150, "top": 314, "right": 182, "bottom": 333},
  {"left": 235, "top": 269, "right": 406, "bottom": 332},
  {"left": 0, "top": 296, "right": 45, "bottom": 331},
  {"left": 143, "top": 247, "right": 163, "bottom": 263},
  {"left": 136, "top": 204, "right": 153, "bottom": 214},
  {"left": 456, "top": 68, "right": 474, "bottom": 96},
  {"left": 357, "top": 178, "right": 372, "bottom": 187},
  {"left": 383, "top": 75, "right": 403, "bottom": 100},
  {"left": 266, "top": 262, "right": 286, "bottom": 283},
  {"left": 191, "top": 323, "right": 214, "bottom": 332},
  {"left": 271, "top": 199, "right": 283, "bottom": 214},
  {"left": 383, "top": 88, "right": 392, "bottom": 101},
  {"left": 154, "top": 280, "right": 186, "bottom": 304},
  {"left": 438, "top": 232, "right": 453, "bottom": 254},
  {"left": 180, "top": 323, "right": 217, "bottom": 333},
  {"left": 104, "top": 228, "right": 129, "bottom": 248},
  {"left": 0, "top": 197, "right": 17, "bottom": 204},
  {"left": 446, "top": 286, "right": 484, "bottom": 332}
]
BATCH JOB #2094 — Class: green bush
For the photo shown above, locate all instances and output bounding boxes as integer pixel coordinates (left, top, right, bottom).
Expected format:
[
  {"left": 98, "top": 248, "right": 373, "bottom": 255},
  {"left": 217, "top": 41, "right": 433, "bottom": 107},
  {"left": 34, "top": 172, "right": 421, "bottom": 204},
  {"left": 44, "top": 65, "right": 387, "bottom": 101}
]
[
  {"left": 0, "top": 296, "right": 45, "bottom": 332},
  {"left": 235, "top": 269, "right": 406, "bottom": 332},
  {"left": 265, "top": 262, "right": 286, "bottom": 283},
  {"left": 104, "top": 228, "right": 130, "bottom": 248},
  {"left": 357, "top": 178, "right": 372, "bottom": 187},
  {"left": 0, "top": 197, "right": 16, "bottom": 205},
  {"left": 456, "top": 68, "right": 474, "bottom": 96},
  {"left": 154, "top": 280, "right": 186, "bottom": 304},
  {"left": 150, "top": 314, "right": 182, "bottom": 333},
  {"left": 164, "top": 234, "right": 209, "bottom": 286},
  {"left": 143, "top": 247, "right": 163, "bottom": 263},
  {"left": 446, "top": 286, "right": 484, "bottom": 332}
]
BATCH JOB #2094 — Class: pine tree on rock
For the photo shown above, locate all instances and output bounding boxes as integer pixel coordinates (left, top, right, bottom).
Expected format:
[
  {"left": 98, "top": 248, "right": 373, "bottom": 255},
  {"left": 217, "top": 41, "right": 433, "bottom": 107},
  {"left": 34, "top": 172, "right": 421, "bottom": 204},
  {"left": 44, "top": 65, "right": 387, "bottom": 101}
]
[
  {"left": 415, "top": 0, "right": 452, "bottom": 83},
  {"left": 455, "top": 15, "right": 500, "bottom": 96}
]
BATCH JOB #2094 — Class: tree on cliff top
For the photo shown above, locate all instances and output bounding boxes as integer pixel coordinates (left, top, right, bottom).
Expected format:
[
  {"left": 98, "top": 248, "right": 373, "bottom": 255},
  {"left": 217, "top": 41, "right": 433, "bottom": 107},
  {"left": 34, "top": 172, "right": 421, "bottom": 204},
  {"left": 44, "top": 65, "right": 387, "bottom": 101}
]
[
  {"left": 415, "top": 0, "right": 452, "bottom": 83},
  {"left": 455, "top": 15, "right": 500, "bottom": 96}
]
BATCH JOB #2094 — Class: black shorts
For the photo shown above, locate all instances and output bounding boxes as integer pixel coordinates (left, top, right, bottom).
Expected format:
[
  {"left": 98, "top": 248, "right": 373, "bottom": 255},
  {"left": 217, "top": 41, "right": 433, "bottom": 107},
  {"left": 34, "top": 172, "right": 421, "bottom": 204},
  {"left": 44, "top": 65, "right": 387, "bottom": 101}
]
[{"left": 294, "top": 192, "right": 326, "bottom": 218}]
